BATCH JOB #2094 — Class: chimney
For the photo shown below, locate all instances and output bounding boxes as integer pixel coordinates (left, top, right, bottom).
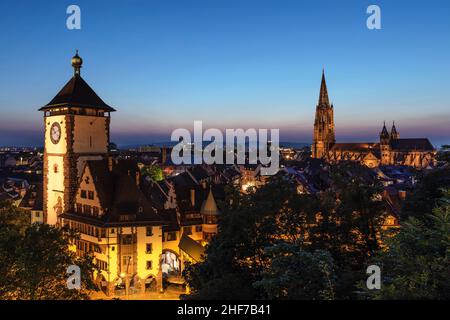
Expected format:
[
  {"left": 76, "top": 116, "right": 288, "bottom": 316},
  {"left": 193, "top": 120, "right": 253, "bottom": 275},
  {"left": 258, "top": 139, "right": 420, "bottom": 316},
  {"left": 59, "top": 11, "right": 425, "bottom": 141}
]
[
  {"left": 190, "top": 189, "right": 195, "bottom": 207},
  {"left": 162, "top": 146, "right": 167, "bottom": 165},
  {"left": 398, "top": 190, "right": 406, "bottom": 201}
]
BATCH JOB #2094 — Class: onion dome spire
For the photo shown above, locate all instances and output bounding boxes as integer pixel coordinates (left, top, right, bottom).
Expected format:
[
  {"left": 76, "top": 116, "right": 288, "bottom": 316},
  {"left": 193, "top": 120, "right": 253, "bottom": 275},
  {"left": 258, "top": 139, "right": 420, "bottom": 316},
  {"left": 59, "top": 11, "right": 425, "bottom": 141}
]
[{"left": 71, "top": 49, "right": 83, "bottom": 76}]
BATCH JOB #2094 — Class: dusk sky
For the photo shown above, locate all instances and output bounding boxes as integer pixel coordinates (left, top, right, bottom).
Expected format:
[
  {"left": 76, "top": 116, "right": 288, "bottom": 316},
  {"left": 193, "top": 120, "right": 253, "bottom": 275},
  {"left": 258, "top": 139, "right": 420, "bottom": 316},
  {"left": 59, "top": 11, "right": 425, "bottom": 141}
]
[{"left": 0, "top": 0, "right": 449, "bottom": 147}]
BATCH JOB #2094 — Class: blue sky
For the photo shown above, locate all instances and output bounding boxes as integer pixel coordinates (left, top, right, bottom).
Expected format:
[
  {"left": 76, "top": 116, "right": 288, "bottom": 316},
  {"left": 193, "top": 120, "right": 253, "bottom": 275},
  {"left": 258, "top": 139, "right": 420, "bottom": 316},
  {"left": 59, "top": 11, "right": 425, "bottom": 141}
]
[{"left": 0, "top": 0, "right": 449, "bottom": 147}]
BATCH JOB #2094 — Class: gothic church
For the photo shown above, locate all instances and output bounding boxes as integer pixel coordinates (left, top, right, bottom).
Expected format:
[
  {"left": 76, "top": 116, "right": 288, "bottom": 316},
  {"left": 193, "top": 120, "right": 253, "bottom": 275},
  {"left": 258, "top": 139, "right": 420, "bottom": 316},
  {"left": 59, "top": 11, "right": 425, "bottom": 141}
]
[{"left": 311, "top": 71, "right": 436, "bottom": 168}]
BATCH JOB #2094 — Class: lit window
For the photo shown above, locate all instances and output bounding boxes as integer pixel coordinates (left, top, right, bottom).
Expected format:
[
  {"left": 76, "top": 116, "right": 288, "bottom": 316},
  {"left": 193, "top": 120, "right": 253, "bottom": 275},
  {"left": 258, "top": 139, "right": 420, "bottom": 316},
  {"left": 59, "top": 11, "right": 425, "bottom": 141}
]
[{"left": 167, "top": 232, "right": 177, "bottom": 241}]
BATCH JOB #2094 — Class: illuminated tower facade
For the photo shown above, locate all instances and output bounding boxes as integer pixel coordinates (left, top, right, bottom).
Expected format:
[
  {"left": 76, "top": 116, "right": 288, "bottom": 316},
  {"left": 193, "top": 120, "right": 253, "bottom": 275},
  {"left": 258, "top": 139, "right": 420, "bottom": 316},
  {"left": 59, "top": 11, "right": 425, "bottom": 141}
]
[
  {"left": 312, "top": 70, "right": 335, "bottom": 158},
  {"left": 40, "top": 52, "right": 115, "bottom": 224},
  {"left": 380, "top": 122, "right": 391, "bottom": 165}
]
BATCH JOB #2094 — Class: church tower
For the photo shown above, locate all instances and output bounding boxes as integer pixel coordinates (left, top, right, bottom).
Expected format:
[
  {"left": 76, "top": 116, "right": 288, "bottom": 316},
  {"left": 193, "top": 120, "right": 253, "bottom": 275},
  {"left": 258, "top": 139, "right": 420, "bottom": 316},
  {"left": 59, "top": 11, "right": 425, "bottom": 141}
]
[
  {"left": 390, "top": 121, "right": 400, "bottom": 140},
  {"left": 312, "top": 70, "right": 335, "bottom": 158},
  {"left": 380, "top": 122, "right": 391, "bottom": 165},
  {"left": 40, "top": 52, "right": 116, "bottom": 225}
]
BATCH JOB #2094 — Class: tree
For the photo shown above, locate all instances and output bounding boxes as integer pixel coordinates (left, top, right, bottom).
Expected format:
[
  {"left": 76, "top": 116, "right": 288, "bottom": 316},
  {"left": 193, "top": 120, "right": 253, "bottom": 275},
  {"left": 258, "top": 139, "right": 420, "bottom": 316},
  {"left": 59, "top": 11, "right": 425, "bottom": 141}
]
[
  {"left": 253, "top": 243, "right": 336, "bottom": 300},
  {"left": 402, "top": 167, "right": 450, "bottom": 221},
  {"left": 437, "top": 145, "right": 450, "bottom": 165},
  {"left": 141, "top": 164, "right": 164, "bottom": 182},
  {"left": 0, "top": 201, "right": 99, "bottom": 300},
  {"left": 308, "top": 162, "right": 387, "bottom": 298},
  {"left": 183, "top": 163, "right": 391, "bottom": 300},
  {"left": 366, "top": 189, "right": 450, "bottom": 299},
  {"left": 183, "top": 178, "right": 311, "bottom": 299}
]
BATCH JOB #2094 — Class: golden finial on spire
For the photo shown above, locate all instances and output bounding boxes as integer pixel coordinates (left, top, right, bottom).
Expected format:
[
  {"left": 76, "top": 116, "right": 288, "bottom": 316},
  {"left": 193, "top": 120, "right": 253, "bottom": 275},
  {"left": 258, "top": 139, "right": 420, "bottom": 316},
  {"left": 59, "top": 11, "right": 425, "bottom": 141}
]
[{"left": 71, "top": 49, "right": 83, "bottom": 76}]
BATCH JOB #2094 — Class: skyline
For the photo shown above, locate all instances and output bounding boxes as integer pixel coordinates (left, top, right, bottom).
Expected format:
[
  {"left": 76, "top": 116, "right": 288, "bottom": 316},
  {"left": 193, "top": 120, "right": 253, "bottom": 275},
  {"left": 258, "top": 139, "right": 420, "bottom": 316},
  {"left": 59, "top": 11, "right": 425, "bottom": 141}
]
[{"left": 1, "top": 0, "right": 450, "bottom": 147}]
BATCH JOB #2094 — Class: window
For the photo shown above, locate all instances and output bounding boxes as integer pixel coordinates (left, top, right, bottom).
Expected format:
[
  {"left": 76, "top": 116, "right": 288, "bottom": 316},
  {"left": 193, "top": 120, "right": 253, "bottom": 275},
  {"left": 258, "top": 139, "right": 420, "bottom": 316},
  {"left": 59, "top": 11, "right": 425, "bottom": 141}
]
[
  {"left": 35, "top": 212, "right": 40, "bottom": 218},
  {"left": 97, "top": 260, "right": 107, "bottom": 271},
  {"left": 146, "top": 243, "right": 152, "bottom": 254},
  {"left": 88, "top": 191, "right": 94, "bottom": 200},
  {"left": 121, "top": 234, "right": 134, "bottom": 245},
  {"left": 111, "top": 229, "right": 115, "bottom": 234},
  {"left": 100, "top": 229, "right": 106, "bottom": 238},
  {"left": 184, "top": 226, "right": 192, "bottom": 235},
  {"left": 76, "top": 203, "right": 82, "bottom": 213},
  {"left": 83, "top": 205, "right": 91, "bottom": 214},
  {"left": 93, "top": 206, "right": 99, "bottom": 216},
  {"left": 81, "top": 190, "right": 87, "bottom": 199},
  {"left": 204, "top": 215, "right": 217, "bottom": 224},
  {"left": 167, "top": 232, "right": 177, "bottom": 241},
  {"left": 203, "top": 232, "right": 214, "bottom": 242},
  {"left": 146, "top": 261, "right": 153, "bottom": 270},
  {"left": 146, "top": 227, "right": 153, "bottom": 237},
  {"left": 195, "top": 225, "right": 202, "bottom": 233},
  {"left": 53, "top": 164, "right": 58, "bottom": 173}
]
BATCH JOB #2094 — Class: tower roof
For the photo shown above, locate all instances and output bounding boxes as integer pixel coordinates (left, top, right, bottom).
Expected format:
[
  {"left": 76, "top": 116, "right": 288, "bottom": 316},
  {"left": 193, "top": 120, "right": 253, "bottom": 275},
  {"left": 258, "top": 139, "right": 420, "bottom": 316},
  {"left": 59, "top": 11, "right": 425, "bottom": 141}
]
[
  {"left": 39, "top": 52, "right": 115, "bottom": 112},
  {"left": 380, "top": 122, "right": 389, "bottom": 138},
  {"left": 200, "top": 188, "right": 220, "bottom": 216},
  {"left": 391, "top": 121, "right": 399, "bottom": 136},
  {"left": 318, "top": 70, "right": 330, "bottom": 106}
]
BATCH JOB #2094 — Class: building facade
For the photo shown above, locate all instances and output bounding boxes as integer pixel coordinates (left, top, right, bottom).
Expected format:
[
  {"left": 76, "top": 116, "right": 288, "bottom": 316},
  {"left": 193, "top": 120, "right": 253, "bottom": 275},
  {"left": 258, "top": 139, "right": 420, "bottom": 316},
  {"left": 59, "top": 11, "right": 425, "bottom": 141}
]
[
  {"left": 311, "top": 71, "right": 436, "bottom": 168},
  {"left": 40, "top": 53, "right": 220, "bottom": 296}
]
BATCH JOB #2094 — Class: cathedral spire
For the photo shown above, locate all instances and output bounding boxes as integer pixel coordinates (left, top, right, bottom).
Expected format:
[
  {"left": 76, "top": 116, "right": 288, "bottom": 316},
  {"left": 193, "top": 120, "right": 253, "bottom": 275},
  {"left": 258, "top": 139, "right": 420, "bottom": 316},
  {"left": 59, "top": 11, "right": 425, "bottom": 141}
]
[
  {"left": 312, "top": 69, "right": 335, "bottom": 158},
  {"left": 380, "top": 121, "right": 390, "bottom": 143},
  {"left": 318, "top": 69, "right": 330, "bottom": 106},
  {"left": 390, "top": 121, "right": 400, "bottom": 140}
]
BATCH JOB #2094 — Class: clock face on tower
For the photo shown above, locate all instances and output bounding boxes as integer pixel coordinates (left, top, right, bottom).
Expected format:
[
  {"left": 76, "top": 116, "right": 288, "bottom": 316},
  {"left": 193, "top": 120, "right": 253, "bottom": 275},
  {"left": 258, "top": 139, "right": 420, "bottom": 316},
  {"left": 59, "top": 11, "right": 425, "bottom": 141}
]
[{"left": 50, "top": 122, "right": 61, "bottom": 144}]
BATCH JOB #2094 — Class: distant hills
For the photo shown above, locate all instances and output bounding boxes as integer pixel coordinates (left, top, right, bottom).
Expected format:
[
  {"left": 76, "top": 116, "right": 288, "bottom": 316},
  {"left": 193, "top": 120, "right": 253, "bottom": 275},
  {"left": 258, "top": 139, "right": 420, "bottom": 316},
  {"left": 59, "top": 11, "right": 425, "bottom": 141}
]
[{"left": 117, "top": 142, "right": 310, "bottom": 150}]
